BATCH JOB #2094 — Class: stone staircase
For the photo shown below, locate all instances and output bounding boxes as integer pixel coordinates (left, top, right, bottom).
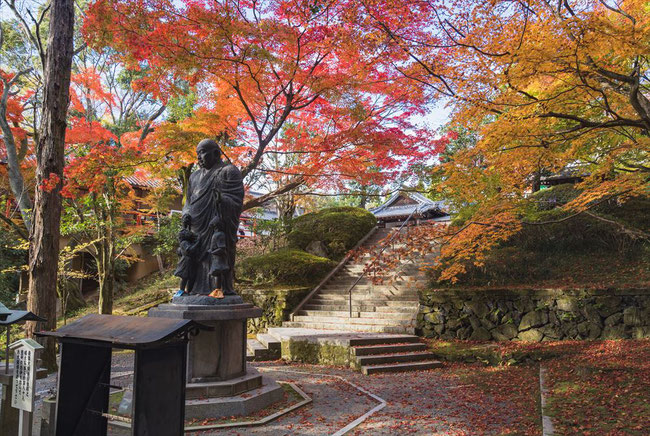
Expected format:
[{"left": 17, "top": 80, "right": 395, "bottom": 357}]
[
  {"left": 283, "top": 226, "right": 426, "bottom": 334},
  {"left": 247, "top": 332, "right": 282, "bottom": 361},
  {"left": 349, "top": 335, "right": 442, "bottom": 375},
  {"left": 247, "top": 226, "right": 442, "bottom": 374},
  {"left": 246, "top": 328, "right": 442, "bottom": 374}
]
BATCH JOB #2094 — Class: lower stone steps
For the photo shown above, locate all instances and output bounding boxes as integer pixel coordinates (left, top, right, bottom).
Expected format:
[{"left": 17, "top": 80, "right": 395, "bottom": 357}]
[
  {"left": 309, "top": 295, "right": 419, "bottom": 303},
  {"left": 291, "top": 315, "right": 415, "bottom": 326},
  {"left": 353, "top": 342, "right": 427, "bottom": 356},
  {"left": 350, "top": 338, "right": 442, "bottom": 374},
  {"left": 246, "top": 339, "right": 272, "bottom": 361},
  {"left": 357, "top": 351, "right": 436, "bottom": 366},
  {"left": 361, "top": 360, "right": 443, "bottom": 375},
  {"left": 256, "top": 333, "right": 281, "bottom": 355},
  {"left": 246, "top": 335, "right": 281, "bottom": 361},
  {"left": 296, "top": 310, "right": 416, "bottom": 320},
  {"left": 282, "top": 321, "right": 415, "bottom": 334},
  {"left": 303, "top": 304, "right": 417, "bottom": 313}
]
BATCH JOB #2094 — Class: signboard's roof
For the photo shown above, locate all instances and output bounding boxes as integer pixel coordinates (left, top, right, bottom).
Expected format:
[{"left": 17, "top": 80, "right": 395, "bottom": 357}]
[
  {"left": 9, "top": 338, "right": 44, "bottom": 351},
  {"left": 0, "top": 303, "right": 46, "bottom": 326},
  {"left": 37, "top": 314, "right": 196, "bottom": 347},
  {"left": 0, "top": 303, "right": 10, "bottom": 321}
]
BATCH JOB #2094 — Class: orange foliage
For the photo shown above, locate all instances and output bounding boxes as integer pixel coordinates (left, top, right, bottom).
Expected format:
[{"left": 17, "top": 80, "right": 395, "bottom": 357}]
[{"left": 359, "top": 0, "right": 650, "bottom": 281}]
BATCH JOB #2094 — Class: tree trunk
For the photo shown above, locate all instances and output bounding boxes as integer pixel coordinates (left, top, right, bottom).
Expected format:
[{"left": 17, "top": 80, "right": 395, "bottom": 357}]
[
  {"left": 97, "top": 191, "right": 116, "bottom": 315},
  {"left": 97, "top": 239, "right": 115, "bottom": 314},
  {"left": 0, "top": 115, "right": 32, "bottom": 227},
  {"left": 26, "top": 0, "right": 74, "bottom": 371}
]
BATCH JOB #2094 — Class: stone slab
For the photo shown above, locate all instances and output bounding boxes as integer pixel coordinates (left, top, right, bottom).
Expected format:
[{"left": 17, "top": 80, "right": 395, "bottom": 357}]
[
  {"left": 267, "top": 327, "right": 418, "bottom": 346},
  {"left": 185, "top": 376, "right": 284, "bottom": 419},
  {"left": 186, "top": 366, "right": 263, "bottom": 399},
  {"left": 149, "top": 302, "right": 262, "bottom": 321},
  {"left": 172, "top": 294, "right": 244, "bottom": 305}
]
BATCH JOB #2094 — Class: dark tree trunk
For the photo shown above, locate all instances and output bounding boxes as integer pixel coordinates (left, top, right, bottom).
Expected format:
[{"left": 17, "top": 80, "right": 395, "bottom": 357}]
[
  {"left": 26, "top": 0, "right": 74, "bottom": 370},
  {"left": 531, "top": 169, "right": 542, "bottom": 193}
]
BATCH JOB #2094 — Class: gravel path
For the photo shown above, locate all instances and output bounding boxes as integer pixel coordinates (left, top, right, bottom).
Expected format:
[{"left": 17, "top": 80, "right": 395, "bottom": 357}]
[{"left": 23, "top": 354, "right": 531, "bottom": 435}]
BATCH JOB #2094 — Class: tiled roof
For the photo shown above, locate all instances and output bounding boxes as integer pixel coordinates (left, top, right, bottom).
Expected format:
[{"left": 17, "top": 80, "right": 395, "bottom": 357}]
[
  {"left": 124, "top": 175, "right": 164, "bottom": 189},
  {"left": 370, "top": 191, "right": 448, "bottom": 218}
]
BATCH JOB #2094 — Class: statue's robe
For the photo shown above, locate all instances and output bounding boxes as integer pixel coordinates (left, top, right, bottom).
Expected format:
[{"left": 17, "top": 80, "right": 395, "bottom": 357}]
[{"left": 183, "top": 161, "right": 244, "bottom": 294}]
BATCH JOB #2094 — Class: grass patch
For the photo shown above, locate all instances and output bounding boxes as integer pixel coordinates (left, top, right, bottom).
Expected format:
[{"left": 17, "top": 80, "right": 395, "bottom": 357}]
[
  {"left": 61, "top": 271, "right": 176, "bottom": 324},
  {"left": 441, "top": 363, "right": 542, "bottom": 435},
  {"left": 425, "top": 339, "right": 568, "bottom": 366},
  {"left": 429, "top": 339, "right": 650, "bottom": 434},
  {"left": 543, "top": 340, "right": 650, "bottom": 435}
]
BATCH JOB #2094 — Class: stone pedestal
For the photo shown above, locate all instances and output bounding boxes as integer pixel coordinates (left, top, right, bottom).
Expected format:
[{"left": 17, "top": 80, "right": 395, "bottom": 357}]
[{"left": 149, "top": 297, "right": 283, "bottom": 419}]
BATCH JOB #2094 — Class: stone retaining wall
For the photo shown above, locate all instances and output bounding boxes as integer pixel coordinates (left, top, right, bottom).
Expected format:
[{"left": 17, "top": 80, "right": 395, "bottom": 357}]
[
  {"left": 240, "top": 287, "right": 310, "bottom": 334},
  {"left": 418, "top": 288, "right": 650, "bottom": 341}
]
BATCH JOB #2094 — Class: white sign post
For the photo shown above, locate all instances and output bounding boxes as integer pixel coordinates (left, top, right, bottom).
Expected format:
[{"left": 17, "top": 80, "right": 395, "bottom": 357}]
[{"left": 10, "top": 338, "right": 43, "bottom": 436}]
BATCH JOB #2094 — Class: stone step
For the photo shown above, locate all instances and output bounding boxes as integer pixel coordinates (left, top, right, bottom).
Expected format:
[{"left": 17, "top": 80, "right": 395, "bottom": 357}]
[
  {"left": 256, "top": 333, "right": 281, "bottom": 359},
  {"left": 291, "top": 315, "right": 415, "bottom": 327},
  {"left": 307, "top": 299, "right": 419, "bottom": 308},
  {"left": 347, "top": 334, "right": 421, "bottom": 346},
  {"left": 361, "top": 360, "right": 443, "bottom": 375},
  {"left": 338, "top": 266, "right": 423, "bottom": 274},
  {"left": 313, "top": 292, "right": 419, "bottom": 299},
  {"left": 356, "top": 351, "right": 437, "bottom": 366},
  {"left": 326, "top": 277, "right": 423, "bottom": 285},
  {"left": 323, "top": 281, "right": 424, "bottom": 289},
  {"left": 309, "top": 293, "right": 420, "bottom": 307},
  {"left": 297, "top": 310, "right": 416, "bottom": 320},
  {"left": 246, "top": 339, "right": 272, "bottom": 361},
  {"left": 282, "top": 321, "right": 415, "bottom": 334},
  {"left": 318, "top": 288, "right": 419, "bottom": 296},
  {"left": 303, "top": 304, "right": 417, "bottom": 313},
  {"left": 353, "top": 342, "right": 428, "bottom": 356}
]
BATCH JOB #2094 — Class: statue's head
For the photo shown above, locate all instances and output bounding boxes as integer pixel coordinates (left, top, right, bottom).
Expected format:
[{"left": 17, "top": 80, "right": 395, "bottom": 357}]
[{"left": 196, "top": 139, "right": 222, "bottom": 169}]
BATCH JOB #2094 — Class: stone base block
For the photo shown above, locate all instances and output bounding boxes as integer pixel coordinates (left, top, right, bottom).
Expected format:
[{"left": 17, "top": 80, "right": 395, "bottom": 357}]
[
  {"left": 149, "top": 302, "right": 262, "bottom": 382},
  {"left": 185, "top": 376, "right": 283, "bottom": 419},
  {"left": 186, "top": 367, "right": 263, "bottom": 400}
]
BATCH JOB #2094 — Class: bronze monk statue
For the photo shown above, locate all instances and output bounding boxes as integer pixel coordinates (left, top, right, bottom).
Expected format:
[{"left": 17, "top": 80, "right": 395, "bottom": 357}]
[{"left": 175, "top": 138, "right": 245, "bottom": 298}]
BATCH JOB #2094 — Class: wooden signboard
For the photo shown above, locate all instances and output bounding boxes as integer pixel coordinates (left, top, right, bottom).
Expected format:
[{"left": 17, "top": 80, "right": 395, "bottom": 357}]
[{"left": 10, "top": 338, "right": 43, "bottom": 436}]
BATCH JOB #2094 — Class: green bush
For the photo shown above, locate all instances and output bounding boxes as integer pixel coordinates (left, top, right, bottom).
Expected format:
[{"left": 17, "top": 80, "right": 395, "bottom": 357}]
[
  {"left": 529, "top": 183, "right": 581, "bottom": 211},
  {"left": 0, "top": 228, "right": 27, "bottom": 307},
  {"left": 520, "top": 187, "right": 650, "bottom": 255},
  {"left": 287, "top": 207, "right": 376, "bottom": 260},
  {"left": 237, "top": 249, "right": 337, "bottom": 286},
  {"left": 151, "top": 214, "right": 182, "bottom": 266}
]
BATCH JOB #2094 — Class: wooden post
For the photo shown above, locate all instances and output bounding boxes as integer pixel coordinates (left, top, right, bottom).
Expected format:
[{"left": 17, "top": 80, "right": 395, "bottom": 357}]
[{"left": 19, "top": 409, "right": 33, "bottom": 436}]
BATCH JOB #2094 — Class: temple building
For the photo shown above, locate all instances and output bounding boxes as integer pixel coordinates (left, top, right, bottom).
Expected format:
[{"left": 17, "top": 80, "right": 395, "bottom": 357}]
[{"left": 369, "top": 191, "right": 450, "bottom": 227}]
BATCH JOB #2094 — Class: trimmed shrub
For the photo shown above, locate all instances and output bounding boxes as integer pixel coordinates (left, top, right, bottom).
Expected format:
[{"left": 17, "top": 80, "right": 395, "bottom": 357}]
[
  {"left": 287, "top": 207, "right": 376, "bottom": 260},
  {"left": 529, "top": 183, "right": 581, "bottom": 211},
  {"left": 237, "top": 248, "right": 337, "bottom": 286}
]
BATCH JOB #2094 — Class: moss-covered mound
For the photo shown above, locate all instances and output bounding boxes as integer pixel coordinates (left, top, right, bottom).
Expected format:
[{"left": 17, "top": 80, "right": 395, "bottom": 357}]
[
  {"left": 237, "top": 249, "right": 337, "bottom": 287},
  {"left": 287, "top": 207, "right": 376, "bottom": 260},
  {"left": 431, "top": 185, "right": 650, "bottom": 289}
]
